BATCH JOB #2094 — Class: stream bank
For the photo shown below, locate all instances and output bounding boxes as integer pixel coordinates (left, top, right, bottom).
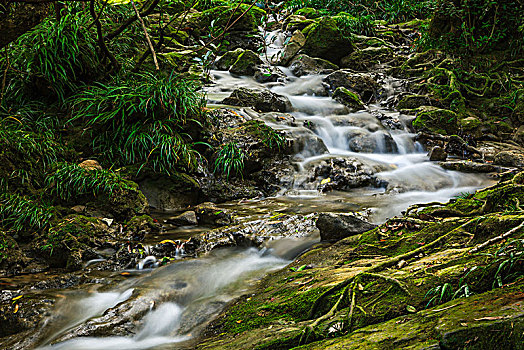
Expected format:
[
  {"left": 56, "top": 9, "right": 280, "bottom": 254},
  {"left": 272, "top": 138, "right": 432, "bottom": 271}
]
[{"left": 1, "top": 2, "right": 523, "bottom": 349}]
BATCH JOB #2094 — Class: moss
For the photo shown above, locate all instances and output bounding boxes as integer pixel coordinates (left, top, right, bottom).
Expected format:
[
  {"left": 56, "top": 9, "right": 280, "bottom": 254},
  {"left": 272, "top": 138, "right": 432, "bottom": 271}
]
[
  {"left": 229, "top": 50, "right": 263, "bottom": 76},
  {"left": 295, "top": 8, "right": 322, "bottom": 19},
  {"left": 333, "top": 87, "right": 365, "bottom": 111},
  {"left": 412, "top": 107, "right": 459, "bottom": 135},
  {"left": 302, "top": 17, "right": 354, "bottom": 65}
]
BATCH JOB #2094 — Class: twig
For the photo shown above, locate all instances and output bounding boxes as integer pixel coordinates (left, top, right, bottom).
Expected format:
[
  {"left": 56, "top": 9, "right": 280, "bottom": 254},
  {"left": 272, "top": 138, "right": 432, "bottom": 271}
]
[
  {"left": 90, "top": 0, "right": 119, "bottom": 70},
  {"left": 106, "top": 0, "right": 160, "bottom": 41},
  {"left": 131, "top": 0, "right": 158, "bottom": 70},
  {"left": 469, "top": 220, "right": 524, "bottom": 254},
  {"left": 0, "top": 47, "right": 9, "bottom": 106}
]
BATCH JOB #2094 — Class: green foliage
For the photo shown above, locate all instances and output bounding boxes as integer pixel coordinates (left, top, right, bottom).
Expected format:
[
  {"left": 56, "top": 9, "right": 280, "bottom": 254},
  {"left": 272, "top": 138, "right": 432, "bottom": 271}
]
[
  {"left": 0, "top": 126, "right": 66, "bottom": 170},
  {"left": 46, "top": 163, "right": 133, "bottom": 201},
  {"left": 285, "top": 0, "right": 435, "bottom": 23},
  {"left": 214, "top": 142, "right": 246, "bottom": 179},
  {"left": 2, "top": 6, "right": 99, "bottom": 105},
  {"left": 69, "top": 71, "right": 206, "bottom": 175},
  {"left": 244, "top": 120, "right": 286, "bottom": 150},
  {"left": 483, "top": 238, "right": 524, "bottom": 289},
  {"left": 334, "top": 13, "right": 375, "bottom": 37},
  {"left": 0, "top": 192, "right": 53, "bottom": 233},
  {"left": 419, "top": 0, "right": 524, "bottom": 55}
]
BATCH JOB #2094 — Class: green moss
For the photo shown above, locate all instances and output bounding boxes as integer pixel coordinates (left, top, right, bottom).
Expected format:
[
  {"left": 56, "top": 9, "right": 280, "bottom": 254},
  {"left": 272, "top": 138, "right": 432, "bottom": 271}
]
[
  {"left": 229, "top": 50, "right": 262, "bottom": 76},
  {"left": 412, "top": 107, "right": 458, "bottom": 135},
  {"left": 302, "top": 17, "right": 354, "bottom": 65},
  {"left": 295, "top": 8, "right": 322, "bottom": 19},
  {"left": 333, "top": 87, "right": 364, "bottom": 110}
]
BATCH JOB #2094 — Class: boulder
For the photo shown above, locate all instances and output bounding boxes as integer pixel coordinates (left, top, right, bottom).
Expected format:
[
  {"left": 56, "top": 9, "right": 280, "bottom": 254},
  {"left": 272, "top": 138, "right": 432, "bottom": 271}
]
[
  {"left": 513, "top": 125, "right": 524, "bottom": 145},
  {"left": 222, "top": 87, "right": 292, "bottom": 113},
  {"left": 301, "top": 17, "right": 353, "bottom": 65},
  {"left": 316, "top": 213, "right": 376, "bottom": 241},
  {"left": 229, "top": 49, "right": 263, "bottom": 76},
  {"left": 288, "top": 54, "right": 338, "bottom": 77},
  {"left": 279, "top": 30, "right": 306, "bottom": 65},
  {"left": 428, "top": 146, "right": 447, "bottom": 161},
  {"left": 253, "top": 65, "right": 286, "bottom": 83},
  {"left": 494, "top": 151, "right": 524, "bottom": 168},
  {"left": 397, "top": 94, "right": 437, "bottom": 110},
  {"left": 166, "top": 211, "right": 198, "bottom": 226},
  {"left": 194, "top": 202, "right": 235, "bottom": 226},
  {"left": 215, "top": 48, "right": 244, "bottom": 70},
  {"left": 324, "top": 70, "right": 378, "bottom": 102},
  {"left": 333, "top": 87, "right": 365, "bottom": 111},
  {"left": 283, "top": 15, "right": 315, "bottom": 31}
]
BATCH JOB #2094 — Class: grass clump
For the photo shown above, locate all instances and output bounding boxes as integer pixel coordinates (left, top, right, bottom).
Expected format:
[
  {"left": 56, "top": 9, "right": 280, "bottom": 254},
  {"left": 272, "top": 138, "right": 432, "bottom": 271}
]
[
  {"left": 214, "top": 142, "right": 246, "bottom": 179},
  {"left": 69, "top": 71, "right": 206, "bottom": 175},
  {"left": 46, "top": 163, "right": 133, "bottom": 201},
  {"left": 0, "top": 192, "right": 53, "bottom": 233}
]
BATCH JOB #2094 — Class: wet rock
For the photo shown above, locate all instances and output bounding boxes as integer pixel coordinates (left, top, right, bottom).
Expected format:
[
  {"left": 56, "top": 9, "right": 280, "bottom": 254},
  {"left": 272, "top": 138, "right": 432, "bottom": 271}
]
[
  {"left": 78, "top": 159, "right": 102, "bottom": 171},
  {"left": 279, "top": 30, "right": 306, "bottom": 65},
  {"left": 125, "top": 215, "right": 161, "bottom": 241},
  {"left": 302, "top": 17, "right": 354, "bottom": 65},
  {"left": 288, "top": 54, "right": 339, "bottom": 77},
  {"left": 284, "top": 15, "right": 314, "bottom": 32},
  {"left": 372, "top": 110, "right": 404, "bottom": 130},
  {"left": 513, "top": 125, "right": 524, "bottom": 145},
  {"left": 139, "top": 175, "right": 200, "bottom": 211},
  {"left": 323, "top": 70, "right": 379, "bottom": 102},
  {"left": 195, "top": 214, "right": 317, "bottom": 253},
  {"left": 289, "top": 128, "right": 329, "bottom": 156},
  {"left": 308, "top": 157, "right": 383, "bottom": 192},
  {"left": 340, "top": 46, "right": 394, "bottom": 71},
  {"left": 222, "top": 87, "right": 292, "bottom": 112},
  {"left": 332, "top": 87, "right": 365, "bottom": 111},
  {"left": 215, "top": 48, "right": 244, "bottom": 70},
  {"left": 253, "top": 65, "right": 286, "bottom": 83},
  {"left": 316, "top": 213, "right": 376, "bottom": 241},
  {"left": 439, "top": 161, "right": 498, "bottom": 173},
  {"left": 194, "top": 202, "right": 235, "bottom": 226},
  {"left": 229, "top": 49, "right": 263, "bottom": 76},
  {"left": 166, "top": 211, "right": 198, "bottom": 226},
  {"left": 494, "top": 151, "right": 524, "bottom": 167},
  {"left": 428, "top": 146, "right": 447, "bottom": 161}
]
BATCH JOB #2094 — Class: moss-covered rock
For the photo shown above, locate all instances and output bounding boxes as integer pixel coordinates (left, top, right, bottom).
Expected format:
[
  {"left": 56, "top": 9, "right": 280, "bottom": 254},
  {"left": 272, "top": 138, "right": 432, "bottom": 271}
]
[
  {"left": 289, "top": 54, "right": 339, "bottom": 77},
  {"left": 229, "top": 49, "right": 263, "bottom": 76},
  {"left": 397, "top": 94, "right": 438, "bottom": 110},
  {"left": 222, "top": 87, "right": 292, "bottom": 113},
  {"left": 412, "top": 107, "right": 459, "bottom": 135},
  {"left": 302, "top": 17, "right": 354, "bottom": 65},
  {"left": 295, "top": 8, "right": 322, "bottom": 19},
  {"left": 332, "top": 87, "right": 365, "bottom": 111},
  {"left": 215, "top": 48, "right": 244, "bottom": 70}
]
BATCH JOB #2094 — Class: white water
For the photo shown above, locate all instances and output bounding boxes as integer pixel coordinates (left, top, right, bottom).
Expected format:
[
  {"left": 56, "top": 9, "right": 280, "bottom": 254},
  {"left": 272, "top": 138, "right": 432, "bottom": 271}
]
[
  {"left": 33, "top": 29, "right": 495, "bottom": 350},
  {"left": 36, "top": 248, "right": 289, "bottom": 349}
]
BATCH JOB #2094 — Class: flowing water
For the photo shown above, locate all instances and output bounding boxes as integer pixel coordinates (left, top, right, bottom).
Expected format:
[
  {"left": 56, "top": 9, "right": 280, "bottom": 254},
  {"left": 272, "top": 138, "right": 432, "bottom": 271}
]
[{"left": 28, "top": 29, "right": 496, "bottom": 349}]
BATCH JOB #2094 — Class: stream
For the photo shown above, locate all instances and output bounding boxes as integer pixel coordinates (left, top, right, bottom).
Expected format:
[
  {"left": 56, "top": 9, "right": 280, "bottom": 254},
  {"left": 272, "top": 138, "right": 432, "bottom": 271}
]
[{"left": 26, "top": 29, "right": 495, "bottom": 350}]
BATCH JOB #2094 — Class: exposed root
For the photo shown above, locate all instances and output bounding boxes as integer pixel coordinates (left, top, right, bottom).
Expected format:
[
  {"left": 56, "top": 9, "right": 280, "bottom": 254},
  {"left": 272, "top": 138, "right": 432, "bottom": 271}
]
[{"left": 469, "top": 220, "right": 524, "bottom": 254}]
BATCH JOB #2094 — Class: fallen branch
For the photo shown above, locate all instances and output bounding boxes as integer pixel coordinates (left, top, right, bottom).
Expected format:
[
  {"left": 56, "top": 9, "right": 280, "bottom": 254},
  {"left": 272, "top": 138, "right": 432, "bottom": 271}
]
[
  {"left": 130, "top": 0, "right": 158, "bottom": 70},
  {"left": 469, "top": 220, "right": 524, "bottom": 254}
]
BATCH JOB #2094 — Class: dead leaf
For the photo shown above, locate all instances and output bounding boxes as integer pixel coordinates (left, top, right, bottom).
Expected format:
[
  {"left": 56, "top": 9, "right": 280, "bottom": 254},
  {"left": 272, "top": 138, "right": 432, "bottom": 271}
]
[{"left": 474, "top": 316, "right": 505, "bottom": 321}]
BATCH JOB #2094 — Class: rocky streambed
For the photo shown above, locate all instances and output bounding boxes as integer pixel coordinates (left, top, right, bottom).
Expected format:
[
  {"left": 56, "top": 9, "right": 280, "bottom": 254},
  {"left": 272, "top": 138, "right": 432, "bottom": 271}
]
[{"left": 1, "top": 8, "right": 523, "bottom": 350}]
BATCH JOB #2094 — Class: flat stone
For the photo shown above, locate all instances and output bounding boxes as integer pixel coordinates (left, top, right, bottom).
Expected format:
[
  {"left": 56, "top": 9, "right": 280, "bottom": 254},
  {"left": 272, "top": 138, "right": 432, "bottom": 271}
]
[{"left": 316, "top": 213, "right": 376, "bottom": 241}]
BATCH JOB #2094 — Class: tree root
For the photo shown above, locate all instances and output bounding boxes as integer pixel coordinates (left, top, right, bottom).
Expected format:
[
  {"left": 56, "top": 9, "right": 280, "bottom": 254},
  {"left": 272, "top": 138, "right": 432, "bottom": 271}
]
[
  {"left": 300, "top": 216, "right": 482, "bottom": 344},
  {"left": 404, "top": 202, "right": 446, "bottom": 217},
  {"left": 469, "top": 220, "right": 524, "bottom": 254}
]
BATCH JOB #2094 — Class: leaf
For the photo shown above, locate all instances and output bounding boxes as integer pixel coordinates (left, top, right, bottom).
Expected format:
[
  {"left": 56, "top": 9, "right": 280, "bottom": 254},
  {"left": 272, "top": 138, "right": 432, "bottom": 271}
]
[
  {"left": 406, "top": 305, "right": 417, "bottom": 313},
  {"left": 320, "top": 178, "right": 331, "bottom": 185}
]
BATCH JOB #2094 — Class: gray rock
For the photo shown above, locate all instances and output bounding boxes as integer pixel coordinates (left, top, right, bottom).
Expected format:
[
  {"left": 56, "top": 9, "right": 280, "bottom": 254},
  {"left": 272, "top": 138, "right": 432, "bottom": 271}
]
[
  {"left": 494, "top": 151, "right": 524, "bottom": 167},
  {"left": 316, "top": 213, "right": 376, "bottom": 241},
  {"left": 194, "top": 202, "right": 235, "bottom": 226},
  {"left": 428, "top": 146, "right": 447, "bottom": 161},
  {"left": 166, "top": 211, "right": 198, "bottom": 226},
  {"left": 289, "top": 54, "right": 338, "bottom": 77},
  {"left": 279, "top": 30, "right": 306, "bottom": 65},
  {"left": 324, "top": 70, "right": 379, "bottom": 102},
  {"left": 439, "top": 161, "right": 498, "bottom": 173},
  {"left": 229, "top": 49, "right": 263, "bottom": 76},
  {"left": 253, "top": 65, "right": 286, "bottom": 83},
  {"left": 222, "top": 87, "right": 292, "bottom": 112}
]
